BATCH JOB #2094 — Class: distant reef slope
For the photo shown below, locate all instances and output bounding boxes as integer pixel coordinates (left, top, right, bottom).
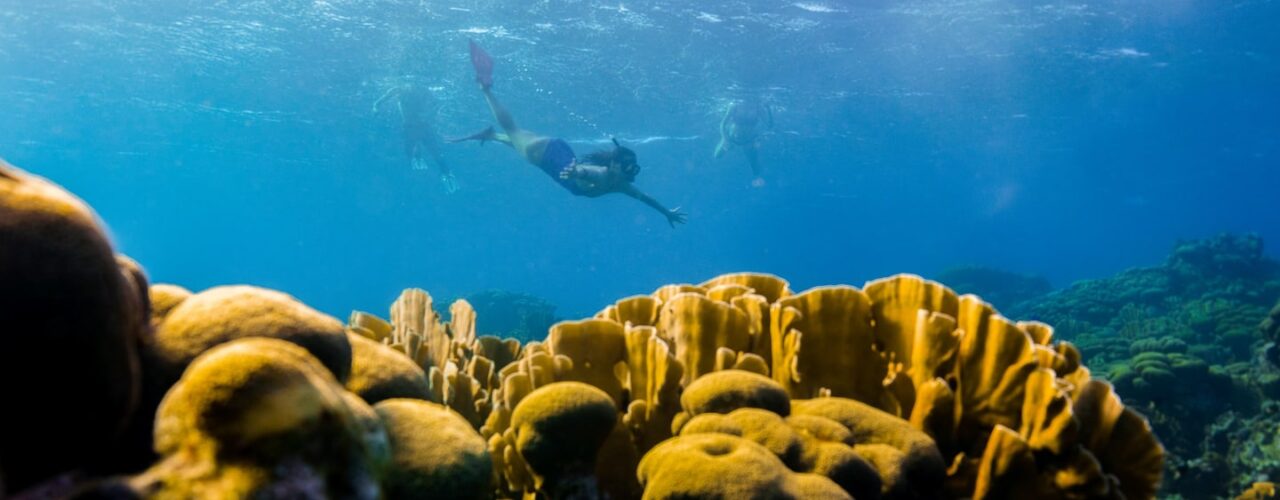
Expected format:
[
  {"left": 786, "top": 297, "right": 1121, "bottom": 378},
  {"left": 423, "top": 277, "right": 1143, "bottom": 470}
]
[{"left": 1018, "top": 234, "right": 1280, "bottom": 498}]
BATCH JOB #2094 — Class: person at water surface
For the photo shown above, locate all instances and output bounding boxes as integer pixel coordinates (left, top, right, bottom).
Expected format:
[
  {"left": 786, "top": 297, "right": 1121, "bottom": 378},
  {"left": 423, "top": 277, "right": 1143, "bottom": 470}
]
[
  {"left": 373, "top": 83, "right": 459, "bottom": 193},
  {"left": 451, "top": 41, "right": 687, "bottom": 227},
  {"left": 714, "top": 99, "right": 773, "bottom": 185}
]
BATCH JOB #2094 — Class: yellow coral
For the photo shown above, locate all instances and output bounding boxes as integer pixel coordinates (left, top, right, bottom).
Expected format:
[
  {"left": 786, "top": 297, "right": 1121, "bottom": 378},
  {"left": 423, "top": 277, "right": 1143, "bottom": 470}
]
[
  {"left": 345, "top": 333, "right": 431, "bottom": 404},
  {"left": 772, "top": 286, "right": 897, "bottom": 410},
  {"left": 659, "top": 293, "right": 753, "bottom": 384},
  {"left": 1239, "top": 482, "right": 1278, "bottom": 500},
  {"left": 793, "top": 397, "right": 946, "bottom": 499},
  {"left": 348, "top": 271, "right": 1163, "bottom": 499},
  {"left": 621, "top": 325, "right": 684, "bottom": 452},
  {"left": 154, "top": 285, "right": 351, "bottom": 384},
  {"left": 546, "top": 319, "right": 628, "bottom": 406},
  {"left": 597, "top": 294, "right": 662, "bottom": 327},
  {"left": 700, "top": 272, "right": 793, "bottom": 303},
  {"left": 1073, "top": 379, "right": 1164, "bottom": 500},
  {"left": 374, "top": 398, "right": 491, "bottom": 500},
  {"left": 510, "top": 382, "right": 618, "bottom": 498},
  {"left": 141, "top": 338, "right": 378, "bottom": 499},
  {"left": 149, "top": 284, "right": 193, "bottom": 329},
  {"left": 638, "top": 433, "right": 849, "bottom": 499},
  {"left": 676, "top": 370, "right": 791, "bottom": 431}
]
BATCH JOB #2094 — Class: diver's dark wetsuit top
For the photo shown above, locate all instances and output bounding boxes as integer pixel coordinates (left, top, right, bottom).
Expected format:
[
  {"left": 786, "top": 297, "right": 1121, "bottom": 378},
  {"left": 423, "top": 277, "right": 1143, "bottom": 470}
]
[
  {"left": 538, "top": 139, "right": 585, "bottom": 195},
  {"left": 728, "top": 104, "right": 763, "bottom": 146}
]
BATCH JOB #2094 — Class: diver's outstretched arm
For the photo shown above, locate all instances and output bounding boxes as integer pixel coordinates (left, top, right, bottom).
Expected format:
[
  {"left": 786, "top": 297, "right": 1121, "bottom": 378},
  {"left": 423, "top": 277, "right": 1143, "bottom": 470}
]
[
  {"left": 622, "top": 184, "right": 687, "bottom": 227},
  {"left": 372, "top": 86, "right": 401, "bottom": 114},
  {"left": 482, "top": 88, "right": 520, "bottom": 136}
]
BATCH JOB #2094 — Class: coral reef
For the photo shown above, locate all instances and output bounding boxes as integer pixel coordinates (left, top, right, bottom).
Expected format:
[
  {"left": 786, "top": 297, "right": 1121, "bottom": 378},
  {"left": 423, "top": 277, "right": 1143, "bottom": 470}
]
[
  {"left": 1, "top": 165, "right": 1170, "bottom": 499},
  {"left": 936, "top": 265, "right": 1052, "bottom": 313},
  {"left": 465, "top": 289, "right": 560, "bottom": 342},
  {"left": 1018, "top": 234, "right": 1280, "bottom": 498}
]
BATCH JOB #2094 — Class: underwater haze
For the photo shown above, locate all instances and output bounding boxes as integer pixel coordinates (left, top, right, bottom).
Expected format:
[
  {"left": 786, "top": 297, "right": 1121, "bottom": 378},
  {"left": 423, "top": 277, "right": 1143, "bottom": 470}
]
[{"left": 1, "top": 0, "right": 1277, "bottom": 320}]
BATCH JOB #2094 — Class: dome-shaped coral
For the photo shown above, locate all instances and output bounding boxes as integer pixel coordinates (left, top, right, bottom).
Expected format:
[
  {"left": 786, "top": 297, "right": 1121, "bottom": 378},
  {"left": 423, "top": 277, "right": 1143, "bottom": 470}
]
[
  {"left": 677, "top": 369, "right": 791, "bottom": 424},
  {"left": 0, "top": 161, "right": 142, "bottom": 491},
  {"left": 638, "top": 433, "right": 849, "bottom": 499},
  {"left": 793, "top": 397, "right": 946, "bottom": 499},
  {"left": 346, "top": 333, "right": 431, "bottom": 404},
  {"left": 510, "top": 381, "right": 618, "bottom": 498},
  {"left": 153, "top": 285, "right": 351, "bottom": 384},
  {"left": 679, "top": 408, "right": 882, "bottom": 499},
  {"left": 374, "top": 398, "right": 491, "bottom": 500},
  {"left": 148, "top": 284, "right": 192, "bottom": 330},
  {"left": 139, "top": 337, "right": 378, "bottom": 499}
]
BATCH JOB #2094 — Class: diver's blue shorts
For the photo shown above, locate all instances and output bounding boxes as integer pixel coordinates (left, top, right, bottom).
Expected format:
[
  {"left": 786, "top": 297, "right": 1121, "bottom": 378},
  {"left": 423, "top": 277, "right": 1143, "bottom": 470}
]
[{"left": 537, "top": 138, "right": 583, "bottom": 195}]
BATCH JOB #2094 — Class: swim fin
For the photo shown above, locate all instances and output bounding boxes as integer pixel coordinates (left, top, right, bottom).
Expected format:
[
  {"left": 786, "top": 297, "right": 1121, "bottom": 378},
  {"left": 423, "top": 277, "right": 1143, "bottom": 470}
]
[{"left": 469, "top": 40, "right": 493, "bottom": 90}]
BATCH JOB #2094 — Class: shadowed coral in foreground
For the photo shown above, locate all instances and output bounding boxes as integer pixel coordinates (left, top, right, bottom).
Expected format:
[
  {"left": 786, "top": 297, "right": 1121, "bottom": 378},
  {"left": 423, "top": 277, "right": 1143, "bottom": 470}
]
[{"left": 0, "top": 161, "right": 143, "bottom": 492}]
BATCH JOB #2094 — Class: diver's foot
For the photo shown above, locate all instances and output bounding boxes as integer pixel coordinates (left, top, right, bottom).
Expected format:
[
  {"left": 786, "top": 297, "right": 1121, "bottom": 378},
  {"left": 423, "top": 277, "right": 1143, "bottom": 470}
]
[
  {"left": 751, "top": 177, "right": 766, "bottom": 188},
  {"left": 411, "top": 158, "right": 430, "bottom": 171},
  {"left": 441, "top": 173, "right": 460, "bottom": 194}
]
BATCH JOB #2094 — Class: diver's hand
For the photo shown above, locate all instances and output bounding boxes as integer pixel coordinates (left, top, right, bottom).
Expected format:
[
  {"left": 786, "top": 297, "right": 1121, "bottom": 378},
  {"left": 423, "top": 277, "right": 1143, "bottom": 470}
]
[
  {"left": 666, "top": 207, "right": 688, "bottom": 227},
  {"left": 441, "top": 173, "right": 459, "bottom": 194},
  {"left": 558, "top": 162, "right": 578, "bottom": 180}
]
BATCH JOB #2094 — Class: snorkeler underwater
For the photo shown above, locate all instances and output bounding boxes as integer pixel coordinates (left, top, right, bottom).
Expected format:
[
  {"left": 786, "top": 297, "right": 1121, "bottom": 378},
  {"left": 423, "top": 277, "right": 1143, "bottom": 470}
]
[{"left": 1, "top": 1, "right": 1278, "bottom": 499}]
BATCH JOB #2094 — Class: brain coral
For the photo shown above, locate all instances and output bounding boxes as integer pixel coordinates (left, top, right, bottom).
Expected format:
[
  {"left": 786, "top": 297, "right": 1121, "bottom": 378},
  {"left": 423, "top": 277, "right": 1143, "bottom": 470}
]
[{"left": 0, "top": 161, "right": 142, "bottom": 491}]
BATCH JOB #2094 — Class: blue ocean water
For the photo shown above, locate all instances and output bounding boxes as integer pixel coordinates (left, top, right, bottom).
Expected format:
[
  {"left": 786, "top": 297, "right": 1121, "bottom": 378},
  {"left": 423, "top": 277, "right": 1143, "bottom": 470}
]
[{"left": 1, "top": 0, "right": 1277, "bottom": 320}]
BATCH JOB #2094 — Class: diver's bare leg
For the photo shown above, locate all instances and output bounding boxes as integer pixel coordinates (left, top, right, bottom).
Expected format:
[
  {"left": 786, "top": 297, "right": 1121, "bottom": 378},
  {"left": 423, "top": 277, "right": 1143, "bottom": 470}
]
[
  {"left": 482, "top": 88, "right": 520, "bottom": 135},
  {"left": 745, "top": 145, "right": 762, "bottom": 177},
  {"left": 447, "top": 127, "right": 513, "bottom": 147}
]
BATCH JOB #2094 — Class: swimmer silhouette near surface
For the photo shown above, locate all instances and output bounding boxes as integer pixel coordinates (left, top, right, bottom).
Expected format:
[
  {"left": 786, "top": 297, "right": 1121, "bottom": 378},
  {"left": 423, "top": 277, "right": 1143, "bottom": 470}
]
[
  {"left": 451, "top": 41, "right": 687, "bottom": 227},
  {"left": 714, "top": 99, "right": 774, "bottom": 186},
  {"left": 374, "top": 83, "right": 459, "bottom": 193}
]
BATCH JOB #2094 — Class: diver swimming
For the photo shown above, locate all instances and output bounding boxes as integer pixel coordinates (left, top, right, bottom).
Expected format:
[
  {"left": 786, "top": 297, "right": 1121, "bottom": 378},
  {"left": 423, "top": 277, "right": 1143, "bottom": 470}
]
[
  {"left": 714, "top": 99, "right": 773, "bottom": 185},
  {"left": 450, "top": 41, "right": 687, "bottom": 227},
  {"left": 373, "top": 82, "right": 460, "bottom": 193}
]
